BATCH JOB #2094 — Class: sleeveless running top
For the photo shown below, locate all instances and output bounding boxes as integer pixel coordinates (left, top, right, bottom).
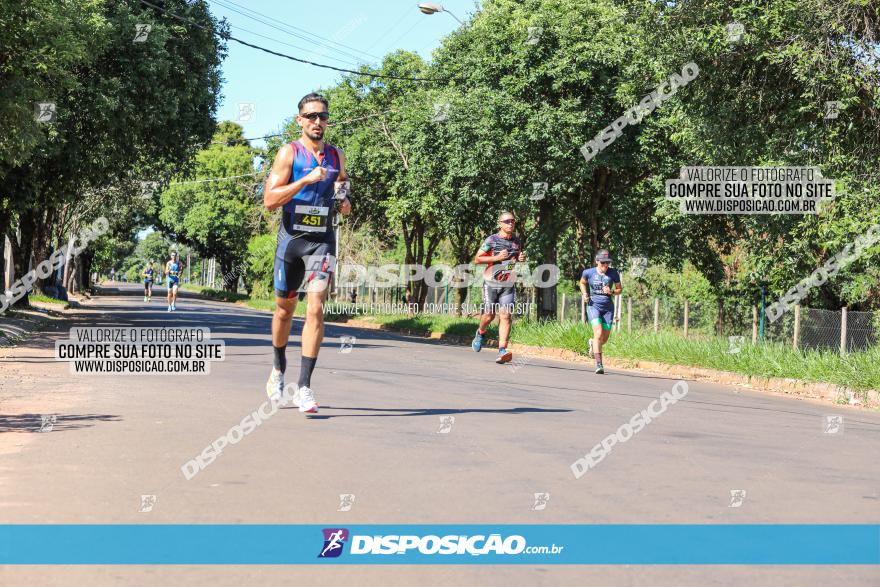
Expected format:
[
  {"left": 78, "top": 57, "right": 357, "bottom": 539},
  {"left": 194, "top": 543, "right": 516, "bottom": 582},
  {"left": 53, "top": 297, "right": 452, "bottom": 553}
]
[{"left": 280, "top": 140, "right": 341, "bottom": 243}]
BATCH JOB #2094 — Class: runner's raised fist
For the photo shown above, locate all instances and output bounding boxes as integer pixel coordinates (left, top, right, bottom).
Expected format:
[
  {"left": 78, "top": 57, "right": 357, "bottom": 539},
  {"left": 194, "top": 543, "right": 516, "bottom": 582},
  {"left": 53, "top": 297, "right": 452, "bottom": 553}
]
[{"left": 305, "top": 166, "right": 328, "bottom": 184}]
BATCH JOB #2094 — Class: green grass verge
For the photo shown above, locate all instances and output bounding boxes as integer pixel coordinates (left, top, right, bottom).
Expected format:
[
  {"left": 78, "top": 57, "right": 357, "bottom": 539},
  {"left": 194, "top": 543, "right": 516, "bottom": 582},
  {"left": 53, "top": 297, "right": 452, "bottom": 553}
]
[
  {"left": 512, "top": 320, "right": 880, "bottom": 393},
  {"left": 241, "top": 297, "right": 277, "bottom": 312},
  {"left": 27, "top": 294, "right": 67, "bottom": 306},
  {"left": 359, "top": 313, "right": 493, "bottom": 339},
  {"left": 179, "top": 284, "right": 248, "bottom": 303},
  {"left": 240, "top": 298, "right": 355, "bottom": 322}
]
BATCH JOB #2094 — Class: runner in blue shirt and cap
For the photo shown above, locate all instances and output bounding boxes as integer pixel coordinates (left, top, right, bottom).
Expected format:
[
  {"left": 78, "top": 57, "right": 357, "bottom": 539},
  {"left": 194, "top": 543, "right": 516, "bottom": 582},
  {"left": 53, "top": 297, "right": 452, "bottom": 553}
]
[{"left": 579, "top": 249, "right": 622, "bottom": 374}]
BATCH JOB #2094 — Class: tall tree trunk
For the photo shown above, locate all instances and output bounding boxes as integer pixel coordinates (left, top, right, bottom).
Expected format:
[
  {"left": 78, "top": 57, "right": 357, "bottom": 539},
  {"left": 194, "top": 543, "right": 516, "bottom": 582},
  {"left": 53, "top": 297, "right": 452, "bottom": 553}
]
[
  {"left": 534, "top": 196, "right": 558, "bottom": 320},
  {"left": 590, "top": 167, "right": 611, "bottom": 253},
  {"left": 66, "top": 254, "right": 78, "bottom": 294},
  {"left": 31, "top": 208, "right": 55, "bottom": 294},
  {"left": 451, "top": 224, "right": 479, "bottom": 317},
  {"left": 0, "top": 210, "right": 10, "bottom": 291},
  {"left": 10, "top": 220, "right": 35, "bottom": 308},
  {"left": 62, "top": 231, "right": 77, "bottom": 291},
  {"left": 220, "top": 258, "right": 237, "bottom": 292},
  {"left": 80, "top": 251, "right": 93, "bottom": 290}
]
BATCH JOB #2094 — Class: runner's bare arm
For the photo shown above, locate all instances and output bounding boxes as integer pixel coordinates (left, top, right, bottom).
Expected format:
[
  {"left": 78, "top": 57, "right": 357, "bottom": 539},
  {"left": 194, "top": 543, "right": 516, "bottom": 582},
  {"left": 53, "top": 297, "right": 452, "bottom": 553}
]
[
  {"left": 579, "top": 276, "right": 590, "bottom": 301},
  {"left": 474, "top": 247, "right": 507, "bottom": 265},
  {"left": 263, "top": 144, "right": 324, "bottom": 210},
  {"left": 337, "top": 148, "right": 351, "bottom": 216}
]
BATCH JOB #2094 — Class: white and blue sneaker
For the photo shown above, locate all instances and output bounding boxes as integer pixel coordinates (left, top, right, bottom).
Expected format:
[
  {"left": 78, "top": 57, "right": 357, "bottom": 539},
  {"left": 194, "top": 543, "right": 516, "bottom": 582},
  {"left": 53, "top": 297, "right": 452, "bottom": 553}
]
[
  {"left": 292, "top": 386, "right": 318, "bottom": 414},
  {"left": 472, "top": 331, "right": 484, "bottom": 352}
]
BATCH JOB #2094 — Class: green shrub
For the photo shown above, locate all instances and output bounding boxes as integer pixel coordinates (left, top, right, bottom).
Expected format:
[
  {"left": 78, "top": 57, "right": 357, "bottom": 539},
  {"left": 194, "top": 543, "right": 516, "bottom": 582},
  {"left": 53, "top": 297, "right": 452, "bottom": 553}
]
[{"left": 245, "top": 233, "right": 275, "bottom": 297}]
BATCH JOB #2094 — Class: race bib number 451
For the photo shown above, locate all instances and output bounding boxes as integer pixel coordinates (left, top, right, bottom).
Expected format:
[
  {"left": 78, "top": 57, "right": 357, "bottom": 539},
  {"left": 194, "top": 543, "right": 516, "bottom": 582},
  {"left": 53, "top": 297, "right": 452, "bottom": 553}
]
[{"left": 292, "top": 205, "right": 329, "bottom": 233}]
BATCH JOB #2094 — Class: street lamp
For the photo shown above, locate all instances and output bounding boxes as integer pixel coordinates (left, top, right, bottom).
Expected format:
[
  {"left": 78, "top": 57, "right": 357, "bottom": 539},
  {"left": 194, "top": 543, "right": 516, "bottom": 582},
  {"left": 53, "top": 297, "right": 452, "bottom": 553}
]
[{"left": 417, "top": 2, "right": 463, "bottom": 25}]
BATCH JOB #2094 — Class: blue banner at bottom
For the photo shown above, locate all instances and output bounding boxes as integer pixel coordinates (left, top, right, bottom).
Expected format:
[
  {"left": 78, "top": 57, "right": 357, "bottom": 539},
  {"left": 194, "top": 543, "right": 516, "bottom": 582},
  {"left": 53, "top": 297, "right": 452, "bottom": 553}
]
[{"left": 1, "top": 525, "right": 878, "bottom": 564}]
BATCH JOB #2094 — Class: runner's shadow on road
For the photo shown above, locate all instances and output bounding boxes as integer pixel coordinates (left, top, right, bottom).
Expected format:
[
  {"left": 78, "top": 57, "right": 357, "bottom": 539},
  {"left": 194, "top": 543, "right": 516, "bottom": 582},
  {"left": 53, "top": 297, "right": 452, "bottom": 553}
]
[
  {"left": 296, "top": 406, "right": 573, "bottom": 419},
  {"left": 0, "top": 413, "right": 120, "bottom": 433}
]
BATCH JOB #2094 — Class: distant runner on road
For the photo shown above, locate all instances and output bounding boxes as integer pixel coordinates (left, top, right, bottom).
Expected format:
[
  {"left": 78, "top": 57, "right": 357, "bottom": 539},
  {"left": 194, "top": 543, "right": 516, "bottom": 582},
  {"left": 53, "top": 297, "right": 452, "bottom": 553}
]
[
  {"left": 579, "top": 249, "right": 622, "bottom": 374},
  {"left": 165, "top": 252, "right": 184, "bottom": 312},
  {"left": 142, "top": 261, "right": 154, "bottom": 303},
  {"left": 262, "top": 92, "right": 351, "bottom": 414},
  {"left": 471, "top": 210, "right": 526, "bottom": 364}
]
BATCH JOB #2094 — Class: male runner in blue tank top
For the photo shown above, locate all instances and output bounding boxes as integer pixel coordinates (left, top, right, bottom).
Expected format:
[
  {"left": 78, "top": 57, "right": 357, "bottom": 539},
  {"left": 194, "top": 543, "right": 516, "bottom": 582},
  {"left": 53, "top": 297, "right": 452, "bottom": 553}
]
[
  {"left": 263, "top": 93, "right": 351, "bottom": 414},
  {"left": 579, "top": 249, "right": 622, "bottom": 374},
  {"left": 165, "top": 252, "right": 184, "bottom": 312}
]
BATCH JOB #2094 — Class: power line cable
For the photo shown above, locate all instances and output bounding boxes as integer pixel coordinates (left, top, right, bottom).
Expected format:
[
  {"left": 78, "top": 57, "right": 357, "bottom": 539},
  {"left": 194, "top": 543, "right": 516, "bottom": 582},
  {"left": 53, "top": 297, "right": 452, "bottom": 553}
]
[
  {"left": 140, "top": 0, "right": 442, "bottom": 82},
  {"left": 216, "top": 21, "right": 365, "bottom": 68},
  {"left": 208, "top": 0, "right": 372, "bottom": 67},
  {"left": 211, "top": 0, "right": 382, "bottom": 63},
  {"left": 380, "top": 13, "right": 426, "bottom": 57},
  {"left": 362, "top": 6, "right": 415, "bottom": 54}
]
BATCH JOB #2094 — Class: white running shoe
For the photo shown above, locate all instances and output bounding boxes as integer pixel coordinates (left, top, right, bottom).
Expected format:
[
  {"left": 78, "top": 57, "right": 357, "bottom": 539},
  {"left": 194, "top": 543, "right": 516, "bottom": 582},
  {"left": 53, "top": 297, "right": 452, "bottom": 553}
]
[
  {"left": 265, "top": 369, "right": 284, "bottom": 401},
  {"left": 293, "top": 386, "right": 318, "bottom": 414},
  {"left": 171, "top": 304, "right": 176, "bottom": 311},
  {"left": 167, "top": 305, "right": 172, "bottom": 312}
]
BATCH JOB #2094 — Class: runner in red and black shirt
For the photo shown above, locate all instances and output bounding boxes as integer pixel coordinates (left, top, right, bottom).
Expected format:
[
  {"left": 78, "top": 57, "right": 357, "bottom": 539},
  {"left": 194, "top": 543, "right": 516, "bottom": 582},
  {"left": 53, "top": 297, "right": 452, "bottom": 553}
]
[{"left": 471, "top": 210, "right": 526, "bottom": 364}]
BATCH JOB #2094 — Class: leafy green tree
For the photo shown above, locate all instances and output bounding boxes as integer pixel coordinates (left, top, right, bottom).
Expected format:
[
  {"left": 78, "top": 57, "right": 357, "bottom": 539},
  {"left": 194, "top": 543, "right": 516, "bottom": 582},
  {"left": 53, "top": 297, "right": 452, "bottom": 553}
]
[
  {"left": 136, "top": 231, "right": 176, "bottom": 266},
  {"left": 158, "top": 122, "right": 260, "bottom": 291},
  {"left": 428, "top": 0, "right": 672, "bottom": 317},
  {"left": 1, "top": 0, "right": 225, "bottom": 304},
  {"left": 243, "top": 233, "right": 276, "bottom": 298},
  {"left": 621, "top": 0, "right": 880, "bottom": 321}
]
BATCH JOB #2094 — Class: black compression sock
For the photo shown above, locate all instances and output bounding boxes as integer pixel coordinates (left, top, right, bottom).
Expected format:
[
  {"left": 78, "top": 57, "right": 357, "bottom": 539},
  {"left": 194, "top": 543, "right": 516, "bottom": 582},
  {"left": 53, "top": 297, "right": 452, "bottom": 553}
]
[
  {"left": 298, "top": 356, "right": 318, "bottom": 388},
  {"left": 273, "top": 345, "right": 287, "bottom": 373}
]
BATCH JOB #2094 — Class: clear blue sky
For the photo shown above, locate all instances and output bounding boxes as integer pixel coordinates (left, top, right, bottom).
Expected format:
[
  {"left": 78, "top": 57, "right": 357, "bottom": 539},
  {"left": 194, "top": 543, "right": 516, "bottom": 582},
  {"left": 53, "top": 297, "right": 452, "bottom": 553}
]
[
  {"left": 210, "top": 0, "right": 471, "bottom": 148},
  {"left": 139, "top": 1, "right": 469, "bottom": 240}
]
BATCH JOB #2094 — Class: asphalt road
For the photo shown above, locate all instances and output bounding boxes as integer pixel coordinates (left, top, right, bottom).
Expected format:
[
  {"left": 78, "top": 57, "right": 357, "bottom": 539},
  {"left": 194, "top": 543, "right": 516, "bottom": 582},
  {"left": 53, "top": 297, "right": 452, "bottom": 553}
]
[{"left": 1, "top": 285, "right": 878, "bottom": 586}]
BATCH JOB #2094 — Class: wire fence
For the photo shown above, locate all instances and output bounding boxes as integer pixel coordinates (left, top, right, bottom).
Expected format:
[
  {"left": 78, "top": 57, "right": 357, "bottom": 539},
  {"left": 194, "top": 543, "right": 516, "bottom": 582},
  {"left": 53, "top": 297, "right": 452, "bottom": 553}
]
[
  {"left": 557, "top": 293, "right": 878, "bottom": 354},
  {"left": 334, "top": 283, "right": 878, "bottom": 353},
  {"left": 338, "top": 286, "right": 880, "bottom": 352}
]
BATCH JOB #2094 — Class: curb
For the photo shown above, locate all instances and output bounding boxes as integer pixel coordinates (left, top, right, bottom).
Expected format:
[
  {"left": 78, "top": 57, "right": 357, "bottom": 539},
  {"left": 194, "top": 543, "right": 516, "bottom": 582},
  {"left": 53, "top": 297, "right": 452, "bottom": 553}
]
[
  {"left": 0, "top": 307, "right": 64, "bottom": 347},
  {"left": 0, "top": 291, "right": 95, "bottom": 347},
  {"left": 507, "top": 343, "right": 878, "bottom": 410}
]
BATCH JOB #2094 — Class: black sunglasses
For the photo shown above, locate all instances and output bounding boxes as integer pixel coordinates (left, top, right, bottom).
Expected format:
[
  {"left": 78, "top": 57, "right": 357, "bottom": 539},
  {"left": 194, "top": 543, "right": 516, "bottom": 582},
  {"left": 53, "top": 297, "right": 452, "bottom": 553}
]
[
  {"left": 301, "top": 111, "right": 330, "bottom": 121},
  {"left": 500, "top": 219, "right": 516, "bottom": 224}
]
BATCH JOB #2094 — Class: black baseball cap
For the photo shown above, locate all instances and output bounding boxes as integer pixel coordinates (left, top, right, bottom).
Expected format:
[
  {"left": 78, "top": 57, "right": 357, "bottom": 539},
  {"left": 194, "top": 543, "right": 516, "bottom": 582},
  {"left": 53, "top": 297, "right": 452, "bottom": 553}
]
[{"left": 595, "top": 249, "right": 612, "bottom": 263}]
